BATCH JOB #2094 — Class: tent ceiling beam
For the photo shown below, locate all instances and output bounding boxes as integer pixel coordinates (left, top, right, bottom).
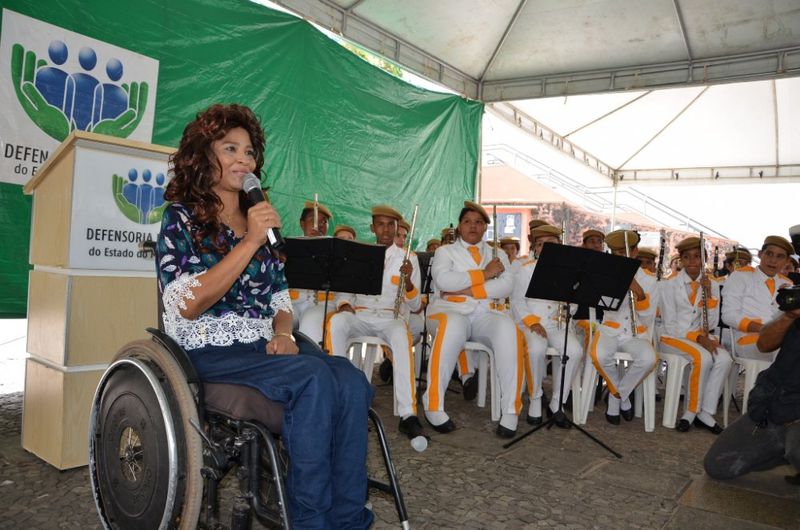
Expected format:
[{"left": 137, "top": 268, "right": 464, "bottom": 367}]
[
  {"left": 275, "top": 0, "right": 480, "bottom": 98},
  {"left": 772, "top": 79, "right": 780, "bottom": 166},
  {"left": 478, "top": 0, "right": 528, "bottom": 84},
  {"left": 618, "top": 86, "right": 709, "bottom": 170},
  {"left": 671, "top": 0, "right": 693, "bottom": 62},
  {"left": 616, "top": 164, "right": 800, "bottom": 185},
  {"left": 564, "top": 91, "right": 652, "bottom": 138},
  {"left": 480, "top": 46, "right": 800, "bottom": 101},
  {"left": 486, "top": 102, "right": 615, "bottom": 180}
]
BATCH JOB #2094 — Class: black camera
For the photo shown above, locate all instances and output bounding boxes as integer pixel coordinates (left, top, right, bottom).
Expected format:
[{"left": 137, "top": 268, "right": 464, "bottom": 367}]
[{"left": 777, "top": 285, "right": 800, "bottom": 312}]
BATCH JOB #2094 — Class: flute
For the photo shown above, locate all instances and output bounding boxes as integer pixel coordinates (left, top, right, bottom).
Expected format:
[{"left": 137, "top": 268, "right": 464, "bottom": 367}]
[
  {"left": 393, "top": 206, "right": 419, "bottom": 319},
  {"left": 313, "top": 193, "right": 319, "bottom": 233}
]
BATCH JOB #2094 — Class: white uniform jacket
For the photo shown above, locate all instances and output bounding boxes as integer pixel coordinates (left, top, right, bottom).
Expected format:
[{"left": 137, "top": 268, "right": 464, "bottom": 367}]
[
  {"left": 598, "top": 268, "right": 658, "bottom": 338},
  {"left": 428, "top": 239, "right": 514, "bottom": 316},
  {"left": 346, "top": 244, "right": 421, "bottom": 320},
  {"left": 720, "top": 266, "right": 792, "bottom": 332},
  {"left": 658, "top": 269, "right": 721, "bottom": 341},
  {"left": 511, "top": 256, "right": 566, "bottom": 329}
]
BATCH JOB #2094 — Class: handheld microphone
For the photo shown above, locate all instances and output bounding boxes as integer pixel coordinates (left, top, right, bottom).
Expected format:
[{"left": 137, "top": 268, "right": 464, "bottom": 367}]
[{"left": 242, "top": 172, "right": 286, "bottom": 251}]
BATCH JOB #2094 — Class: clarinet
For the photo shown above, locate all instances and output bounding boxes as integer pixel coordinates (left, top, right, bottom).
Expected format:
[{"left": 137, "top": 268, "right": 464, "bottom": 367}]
[
  {"left": 698, "top": 232, "right": 710, "bottom": 335},
  {"left": 393, "top": 206, "right": 419, "bottom": 319},
  {"left": 624, "top": 231, "right": 639, "bottom": 337},
  {"left": 656, "top": 228, "right": 667, "bottom": 282}
]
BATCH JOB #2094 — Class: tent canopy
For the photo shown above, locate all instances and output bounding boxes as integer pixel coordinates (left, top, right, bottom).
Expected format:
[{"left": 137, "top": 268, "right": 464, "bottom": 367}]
[{"left": 276, "top": 0, "right": 800, "bottom": 101}]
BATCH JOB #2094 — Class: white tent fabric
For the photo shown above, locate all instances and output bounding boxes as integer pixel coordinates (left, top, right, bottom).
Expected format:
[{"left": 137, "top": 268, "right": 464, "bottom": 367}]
[{"left": 511, "top": 78, "right": 800, "bottom": 178}]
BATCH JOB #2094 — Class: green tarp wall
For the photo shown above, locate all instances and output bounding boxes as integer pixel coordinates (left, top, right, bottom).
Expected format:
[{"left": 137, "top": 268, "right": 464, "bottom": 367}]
[{"left": 0, "top": 0, "right": 483, "bottom": 317}]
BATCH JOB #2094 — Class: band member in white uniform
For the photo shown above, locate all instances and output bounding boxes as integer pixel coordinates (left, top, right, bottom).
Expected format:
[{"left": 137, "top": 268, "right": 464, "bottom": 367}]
[
  {"left": 289, "top": 200, "right": 335, "bottom": 343},
  {"left": 721, "top": 235, "right": 793, "bottom": 360},
  {"left": 659, "top": 236, "right": 732, "bottom": 434},
  {"left": 326, "top": 205, "right": 426, "bottom": 439},
  {"left": 333, "top": 224, "right": 356, "bottom": 240},
  {"left": 423, "top": 201, "right": 523, "bottom": 438},
  {"left": 588, "top": 230, "right": 658, "bottom": 425},
  {"left": 512, "top": 224, "right": 583, "bottom": 428}
]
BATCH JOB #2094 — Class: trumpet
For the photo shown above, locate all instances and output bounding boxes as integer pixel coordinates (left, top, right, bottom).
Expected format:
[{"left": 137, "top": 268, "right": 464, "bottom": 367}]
[
  {"left": 624, "top": 231, "right": 639, "bottom": 337},
  {"left": 699, "top": 232, "right": 710, "bottom": 335},
  {"left": 393, "top": 205, "right": 419, "bottom": 319}
]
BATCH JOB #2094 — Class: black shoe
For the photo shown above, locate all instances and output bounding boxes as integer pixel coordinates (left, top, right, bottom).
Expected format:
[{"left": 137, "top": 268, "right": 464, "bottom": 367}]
[
  {"left": 526, "top": 414, "right": 543, "bottom": 426},
  {"left": 398, "top": 416, "right": 427, "bottom": 439},
  {"left": 785, "top": 473, "right": 800, "bottom": 486},
  {"left": 676, "top": 419, "right": 691, "bottom": 432},
  {"left": 462, "top": 372, "right": 479, "bottom": 401},
  {"left": 620, "top": 406, "right": 634, "bottom": 422},
  {"left": 379, "top": 358, "right": 393, "bottom": 383},
  {"left": 496, "top": 424, "right": 517, "bottom": 439},
  {"left": 552, "top": 411, "right": 571, "bottom": 430},
  {"left": 693, "top": 418, "right": 723, "bottom": 435},
  {"left": 605, "top": 413, "right": 620, "bottom": 425},
  {"left": 425, "top": 416, "right": 456, "bottom": 434}
]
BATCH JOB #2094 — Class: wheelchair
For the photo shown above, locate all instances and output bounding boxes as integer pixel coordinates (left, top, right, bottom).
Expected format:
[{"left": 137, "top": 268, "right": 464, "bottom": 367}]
[{"left": 89, "top": 314, "right": 409, "bottom": 528}]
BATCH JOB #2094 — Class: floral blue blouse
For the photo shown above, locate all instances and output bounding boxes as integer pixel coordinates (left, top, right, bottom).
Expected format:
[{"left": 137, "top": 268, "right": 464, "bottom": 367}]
[{"left": 156, "top": 202, "right": 293, "bottom": 350}]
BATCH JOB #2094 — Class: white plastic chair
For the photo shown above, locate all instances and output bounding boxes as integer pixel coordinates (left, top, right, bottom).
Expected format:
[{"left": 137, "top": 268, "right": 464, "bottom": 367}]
[
  {"left": 467, "top": 341, "right": 501, "bottom": 422},
  {"left": 346, "top": 336, "right": 389, "bottom": 382},
  {"left": 723, "top": 327, "right": 773, "bottom": 422}
]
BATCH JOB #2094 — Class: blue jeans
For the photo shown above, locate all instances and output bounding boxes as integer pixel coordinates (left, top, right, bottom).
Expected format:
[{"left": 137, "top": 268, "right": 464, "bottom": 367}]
[{"left": 188, "top": 338, "right": 374, "bottom": 530}]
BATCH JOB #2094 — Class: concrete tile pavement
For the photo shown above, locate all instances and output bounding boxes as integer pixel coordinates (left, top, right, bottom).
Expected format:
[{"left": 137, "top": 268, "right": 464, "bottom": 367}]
[{"left": 0, "top": 315, "right": 797, "bottom": 529}]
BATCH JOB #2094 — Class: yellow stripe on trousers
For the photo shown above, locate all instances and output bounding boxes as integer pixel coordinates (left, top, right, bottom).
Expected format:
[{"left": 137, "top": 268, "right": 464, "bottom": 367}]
[
  {"left": 589, "top": 330, "right": 620, "bottom": 398},
  {"left": 660, "top": 336, "right": 703, "bottom": 413},
  {"left": 406, "top": 327, "right": 416, "bottom": 405},
  {"left": 515, "top": 326, "right": 525, "bottom": 414},
  {"left": 427, "top": 313, "right": 448, "bottom": 411}
]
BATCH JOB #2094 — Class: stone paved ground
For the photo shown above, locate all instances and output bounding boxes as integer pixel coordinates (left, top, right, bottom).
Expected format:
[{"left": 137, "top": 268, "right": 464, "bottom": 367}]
[{"left": 1, "top": 319, "right": 798, "bottom": 529}]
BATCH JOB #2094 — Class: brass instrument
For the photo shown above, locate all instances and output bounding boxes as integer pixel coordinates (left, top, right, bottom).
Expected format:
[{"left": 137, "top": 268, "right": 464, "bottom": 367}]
[
  {"left": 624, "top": 231, "right": 639, "bottom": 337},
  {"left": 393, "top": 205, "right": 419, "bottom": 319},
  {"left": 699, "top": 232, "right": 710, "bottom": 335},
  {"left": 656, "top": 228, "right": 667, "bottom": 281}
]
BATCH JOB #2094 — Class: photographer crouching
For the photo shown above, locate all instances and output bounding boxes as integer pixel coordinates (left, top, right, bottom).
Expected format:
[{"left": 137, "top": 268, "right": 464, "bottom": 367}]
[{"left": 704, "top": 225, "right": 800, "bottom": 485}]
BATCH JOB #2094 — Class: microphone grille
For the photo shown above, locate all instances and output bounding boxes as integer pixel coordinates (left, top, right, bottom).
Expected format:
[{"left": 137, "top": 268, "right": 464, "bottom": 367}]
[{"left": 242, "top": 173, "right": 261, "bottom": 193}]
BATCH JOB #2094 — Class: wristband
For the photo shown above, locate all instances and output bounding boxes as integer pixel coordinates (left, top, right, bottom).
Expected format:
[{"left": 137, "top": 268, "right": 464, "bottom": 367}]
[{"left": 274, "top": 332, "right": 296, "bottom": 342}]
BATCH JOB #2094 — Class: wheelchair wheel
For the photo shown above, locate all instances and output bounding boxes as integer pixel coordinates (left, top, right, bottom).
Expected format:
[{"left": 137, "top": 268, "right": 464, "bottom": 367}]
[{"left": 90, "top": 339, "right": 203, "bottom": 530}]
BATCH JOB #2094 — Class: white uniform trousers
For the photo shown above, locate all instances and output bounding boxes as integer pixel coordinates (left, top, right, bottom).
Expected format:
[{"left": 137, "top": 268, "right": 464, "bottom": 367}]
[
  {"left": 659, "top": 336, "right": 733, "bottom": 416},
  {"left": 589, "top": 331, "right": 657, "bottom": 402},
  {"left": 523, "top": 326, "right": 584, "bottom": 415},
  {"left": 722, "top": 330, "right": 777, "bottom": 361},
  {"left": 426, "top": 316, "right": 477, "bottom": 380},
  {"left": 291, "top": 299, "right": 314, "bottom": 330},
  {"left": 424, "top": 310, "right": 522, "bottom": 422},
  {"left": 298, "top": 304, "right": 332, "bottom": 345},
  {"left": 327, "top": 311, "right": 416, "bottom": 418}
]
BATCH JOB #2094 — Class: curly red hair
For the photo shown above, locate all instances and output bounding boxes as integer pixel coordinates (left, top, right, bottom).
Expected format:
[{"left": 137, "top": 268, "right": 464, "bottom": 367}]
[{"left": 165, "top": 103, "right": 266, "bottom": 253}]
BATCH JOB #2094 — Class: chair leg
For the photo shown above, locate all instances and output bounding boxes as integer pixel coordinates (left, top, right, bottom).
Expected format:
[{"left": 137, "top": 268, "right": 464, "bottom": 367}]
[
  {"left": 661, "top": 358, "right": 688, "bottom": 429},
  {"left": 367, "top": 409, "right": 409, "bottom": 529},
  {"left": 477, "top": 352, "right": 489, "bottom": 408},
  {"left": 643, "top": 371, "right": 656, "bottom": 433},
  {"left": 490, "top": 354, "right": 501, "bottom": 422}
]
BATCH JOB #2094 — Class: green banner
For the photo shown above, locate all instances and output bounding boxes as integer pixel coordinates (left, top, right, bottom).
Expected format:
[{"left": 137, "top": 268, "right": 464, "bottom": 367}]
[{"left": 0, "top": 0, "right": 482, "bottom": 317}]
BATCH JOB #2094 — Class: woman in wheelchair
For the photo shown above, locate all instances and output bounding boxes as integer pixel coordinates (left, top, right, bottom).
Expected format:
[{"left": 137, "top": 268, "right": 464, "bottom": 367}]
[{"left": 155, "top": 103, "right": 375, "bottom": 529}]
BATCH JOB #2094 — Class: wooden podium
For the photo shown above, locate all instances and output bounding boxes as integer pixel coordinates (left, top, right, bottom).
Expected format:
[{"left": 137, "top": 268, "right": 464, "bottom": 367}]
[{"left": 22, "top": 131, "right": 174, "bottom": 469}]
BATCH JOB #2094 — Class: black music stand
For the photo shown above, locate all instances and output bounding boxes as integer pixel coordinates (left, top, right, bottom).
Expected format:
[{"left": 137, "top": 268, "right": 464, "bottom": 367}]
[
  {"left": 502, "top": 243, "right": 640, "bottom": 458},
  {"left": 283, "top": 237, "right": 386, "bottom": 351},
  {"left": 413, "top": 252, "right": 434, "bottom": 395}
]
